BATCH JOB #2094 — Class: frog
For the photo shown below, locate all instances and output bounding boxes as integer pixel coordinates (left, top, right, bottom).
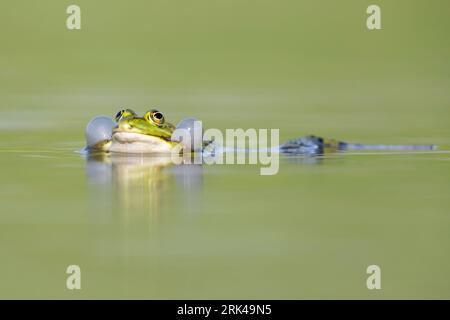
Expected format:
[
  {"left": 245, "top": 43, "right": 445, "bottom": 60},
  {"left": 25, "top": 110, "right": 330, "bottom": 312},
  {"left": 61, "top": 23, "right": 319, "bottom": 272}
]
[
  {"left": 85, "top": 108, "right": 436, "bottom": 155},
  {"left": 86, "top": 108, "right": 179, "bottom": 154}
]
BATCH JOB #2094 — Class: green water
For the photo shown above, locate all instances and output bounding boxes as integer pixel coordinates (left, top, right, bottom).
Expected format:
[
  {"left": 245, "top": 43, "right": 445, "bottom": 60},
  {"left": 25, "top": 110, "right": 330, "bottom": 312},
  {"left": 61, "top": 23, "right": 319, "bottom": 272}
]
[{"left": 0, "top": 0, "right": 449, "bottom": 299}]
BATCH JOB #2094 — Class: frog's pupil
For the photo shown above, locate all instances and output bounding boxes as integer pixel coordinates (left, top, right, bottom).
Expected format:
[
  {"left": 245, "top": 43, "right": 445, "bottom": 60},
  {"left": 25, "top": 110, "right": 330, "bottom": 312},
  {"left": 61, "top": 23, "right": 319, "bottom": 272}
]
[
  {"left": 116, "top": 111, "right": 123, "bottom": 119},
  {"left": 154, "top": 112, "right": 163, "bottom": 120}
]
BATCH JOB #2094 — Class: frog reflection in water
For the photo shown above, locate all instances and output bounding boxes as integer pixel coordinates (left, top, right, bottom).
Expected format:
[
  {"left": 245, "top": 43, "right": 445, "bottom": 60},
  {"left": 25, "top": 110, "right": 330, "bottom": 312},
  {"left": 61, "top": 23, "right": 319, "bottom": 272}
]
[
  {"left": 86, "top": 151, "right": 203, "bottom": 224},
  {"left": 84, "top": 109, "right": 204, "bottom": 221}
]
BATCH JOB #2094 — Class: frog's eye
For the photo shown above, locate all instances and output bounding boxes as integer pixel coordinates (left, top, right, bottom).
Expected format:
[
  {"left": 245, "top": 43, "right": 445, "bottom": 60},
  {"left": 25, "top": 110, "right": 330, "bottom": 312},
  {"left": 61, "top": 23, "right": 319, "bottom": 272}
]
[
  {"left": 115, "top": 108, "right": 136, "bottom": 122},
  {"left": 115, "top": 110, "right": 125, "bottom": 122},
  {"left": 152, "top": 111, "right": 164, "bottom": 124},
  {"left": 145, "top": 109, "right": 165, "bottom": 125}
]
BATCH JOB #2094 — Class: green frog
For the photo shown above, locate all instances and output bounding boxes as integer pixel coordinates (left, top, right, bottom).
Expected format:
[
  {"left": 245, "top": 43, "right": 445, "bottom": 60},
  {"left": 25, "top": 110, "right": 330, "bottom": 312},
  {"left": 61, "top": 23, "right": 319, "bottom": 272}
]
[
  {"left": 86, "top": 109, "right": 179, "bottom": 153},
  {"left": 85, "top": 108, "right": 436, "bottom": 155}
]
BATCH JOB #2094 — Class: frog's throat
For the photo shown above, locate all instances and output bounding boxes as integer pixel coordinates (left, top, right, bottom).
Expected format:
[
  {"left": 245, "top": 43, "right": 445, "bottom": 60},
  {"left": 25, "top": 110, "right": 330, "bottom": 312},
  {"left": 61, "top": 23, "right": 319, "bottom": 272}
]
[{"left": 110, "top": 132, "right": 178, "bottom": 153}]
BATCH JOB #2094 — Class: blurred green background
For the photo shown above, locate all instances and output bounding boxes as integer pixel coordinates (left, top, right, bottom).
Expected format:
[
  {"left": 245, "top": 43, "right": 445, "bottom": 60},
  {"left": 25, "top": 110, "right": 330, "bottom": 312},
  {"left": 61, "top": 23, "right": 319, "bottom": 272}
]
[{"left": 0, "top": 0, "right": 449, "bottom": 299}]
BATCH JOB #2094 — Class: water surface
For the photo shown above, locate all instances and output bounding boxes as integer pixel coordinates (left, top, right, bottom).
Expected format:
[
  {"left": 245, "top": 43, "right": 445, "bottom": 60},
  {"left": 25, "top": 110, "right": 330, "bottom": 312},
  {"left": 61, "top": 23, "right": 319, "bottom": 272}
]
[{"left": 0, "top": 0, "right": 449, "bottom": 299}]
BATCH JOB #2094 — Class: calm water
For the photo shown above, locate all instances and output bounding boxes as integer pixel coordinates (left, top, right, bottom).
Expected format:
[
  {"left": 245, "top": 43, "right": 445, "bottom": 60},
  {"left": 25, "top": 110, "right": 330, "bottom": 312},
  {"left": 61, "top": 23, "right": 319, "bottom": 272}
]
[
  {"left": 0, "top": 0, "right": 449, "bottom": 299},
  {"left": 0, "top": 128, "right": 449, "bottom": 299}
]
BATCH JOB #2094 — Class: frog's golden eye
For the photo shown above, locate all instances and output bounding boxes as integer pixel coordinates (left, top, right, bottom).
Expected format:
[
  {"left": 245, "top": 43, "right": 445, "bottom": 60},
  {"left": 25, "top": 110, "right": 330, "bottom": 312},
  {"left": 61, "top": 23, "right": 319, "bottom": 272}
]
[
  {"left": 144, "top": 109, "right": 165, "bottom": 125},
  {"left": 115, "top": 109, "right": 136, "bottom": 122}
]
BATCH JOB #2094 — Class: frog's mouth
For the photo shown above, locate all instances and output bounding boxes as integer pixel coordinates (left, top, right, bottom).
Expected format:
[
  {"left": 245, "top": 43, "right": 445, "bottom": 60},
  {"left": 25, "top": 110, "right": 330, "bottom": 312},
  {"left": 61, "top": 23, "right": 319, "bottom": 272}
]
[
  {"left": 113, "top": 131, "right": 169, "bottom": 143},
  {"left": 110, "top": 131, "right": 175, "bottom": 153}
]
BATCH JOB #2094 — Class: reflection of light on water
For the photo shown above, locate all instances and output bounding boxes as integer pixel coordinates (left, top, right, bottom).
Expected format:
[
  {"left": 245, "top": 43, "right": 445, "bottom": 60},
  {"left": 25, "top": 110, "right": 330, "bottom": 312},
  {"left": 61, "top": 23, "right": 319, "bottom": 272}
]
[
  {"left": 342, "top": 150, "right": 450, "bottom": 156},
  {"left": 85, "top": 153, "right": 203, "bottom": 227}
]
